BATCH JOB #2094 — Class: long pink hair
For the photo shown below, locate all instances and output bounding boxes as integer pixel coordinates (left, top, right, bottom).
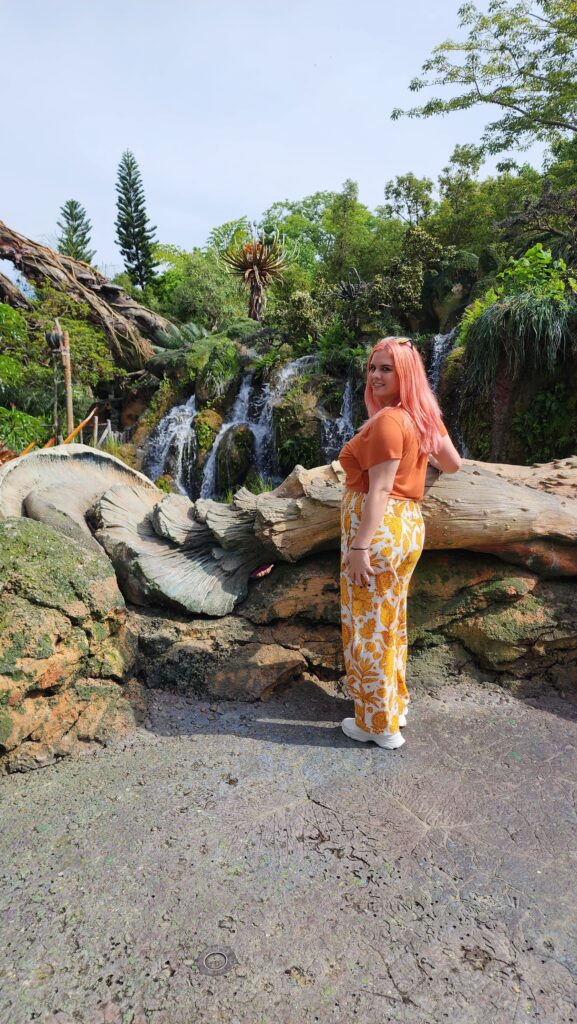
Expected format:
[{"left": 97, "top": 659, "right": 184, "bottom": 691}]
[{"left": 364, "top": 337, "right": 445, "bottom": 454}]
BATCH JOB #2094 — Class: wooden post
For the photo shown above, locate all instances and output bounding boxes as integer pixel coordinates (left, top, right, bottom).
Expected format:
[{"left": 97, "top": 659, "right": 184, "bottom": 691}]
[
  {"left": 92, "top": 415, "right": 99, "bottom": 447},
  {"left": 51, "top": 354, "right": 60, "bottom": 442},
  {"left": 55, "top": 318, "right": 74, "bottom": 436}
]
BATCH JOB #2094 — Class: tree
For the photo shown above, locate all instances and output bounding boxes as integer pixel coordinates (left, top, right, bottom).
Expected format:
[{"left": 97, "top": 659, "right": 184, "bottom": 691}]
[
  {"left": 222, "top": 232, "right": 289, "bottom": 321},
  {"left": 392, "top": 0, "right": 577, "bottom": 155},
  {"left": 56, "top": 199, "right": 96, "bottom": 264},
  {"left": 382, "top": 173, "right": 435, "bottom": 225},
  {"left": 115, "top": 150, "right": 157, "bottom": 289}
]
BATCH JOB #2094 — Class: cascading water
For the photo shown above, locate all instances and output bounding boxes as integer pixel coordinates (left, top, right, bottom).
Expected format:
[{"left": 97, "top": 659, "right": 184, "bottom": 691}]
[
  {"left": 428, "top": 328, "right": 458, "bottom": 394},
  {"left": 199, "top": 373, "right": 253, "bottom": 498},
  {"left": 145, "top": 354, "right": 322, "bottom": 501},
  {"left": 143, "top": 393, "right": 197, "bottom": 495},
  {"left": 250, "top": 354, "right": 319, "bottom": 479},
  {"left": 322, "top": 379, "right": 354, "bottom": 461},
  {"left": 428, "top": 327, "right": 471, "bottom": 458}
]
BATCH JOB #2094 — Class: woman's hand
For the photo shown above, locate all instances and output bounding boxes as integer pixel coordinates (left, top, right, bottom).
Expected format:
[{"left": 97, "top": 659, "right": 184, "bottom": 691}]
[{"left": 344, "top": 548, "right": 375, "bottom": 587}]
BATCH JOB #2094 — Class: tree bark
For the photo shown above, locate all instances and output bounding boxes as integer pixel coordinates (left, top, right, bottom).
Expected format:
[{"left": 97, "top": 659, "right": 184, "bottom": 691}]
[
  {"left": 0, "top": 272, "right": 30, "bottom": 309},
  {"left": 0, "top": 221, "right": 172, "bottom": 370}
]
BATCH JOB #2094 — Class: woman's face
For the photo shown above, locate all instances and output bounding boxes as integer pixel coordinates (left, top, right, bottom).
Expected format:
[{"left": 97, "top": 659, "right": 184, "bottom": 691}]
[{"left": 368, "top": 347, "right": 400, "bottom": 405}]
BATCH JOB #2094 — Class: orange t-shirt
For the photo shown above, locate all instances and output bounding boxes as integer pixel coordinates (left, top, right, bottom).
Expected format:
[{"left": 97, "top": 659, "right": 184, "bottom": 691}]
[{"left": 338, "top": 406, "right": 447, "bottom": 500}]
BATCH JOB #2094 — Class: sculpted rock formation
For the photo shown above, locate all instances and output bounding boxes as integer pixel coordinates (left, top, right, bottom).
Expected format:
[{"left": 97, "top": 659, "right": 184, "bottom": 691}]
[{"left": 1, "top": 444, "right": 576, "bottom": 772}]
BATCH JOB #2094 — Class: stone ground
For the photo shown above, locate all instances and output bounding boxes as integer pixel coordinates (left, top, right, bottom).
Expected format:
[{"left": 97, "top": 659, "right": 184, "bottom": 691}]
[{"left": 1, "top": 676, "right": 577, "bottom": 1024}]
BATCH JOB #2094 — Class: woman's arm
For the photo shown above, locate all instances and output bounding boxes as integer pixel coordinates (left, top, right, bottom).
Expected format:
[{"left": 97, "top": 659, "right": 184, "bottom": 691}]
[
  {"left": 345, "top": 460, "right": 400, "bottom": 586},
  {"left": 429, "top": 434, "right": 462, "bottom": 474}
]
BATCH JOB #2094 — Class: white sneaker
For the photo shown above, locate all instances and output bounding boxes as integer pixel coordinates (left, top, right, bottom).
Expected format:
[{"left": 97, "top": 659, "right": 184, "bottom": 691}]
[{"left": 341, "top": 718, "right": 405, "bottom": 749}]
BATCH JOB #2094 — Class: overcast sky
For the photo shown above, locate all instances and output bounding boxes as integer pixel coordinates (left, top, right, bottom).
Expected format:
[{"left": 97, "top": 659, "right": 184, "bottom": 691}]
[{"left": 2, "top": 0, "right": 544, "bottom": 273}]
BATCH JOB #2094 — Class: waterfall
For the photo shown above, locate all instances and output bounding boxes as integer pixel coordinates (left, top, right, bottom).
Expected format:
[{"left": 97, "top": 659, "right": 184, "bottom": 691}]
[
  {"left": 143, "top": 393, "right": 197, "bottom": 495},
  {"left": 428, "top": 328, "right": 458, "bottom": 394},
  {"left": 322, "top": 379, "right": 354, "bottom": 461},
  {"left": 427, "top": 327, "right": 471, "bottom": 458},
  {"left": 250, "top": 354, "right": 319, "bottom": 479},
  {"left": 199, "top": 373, "right": 254, "bottom": 499},
  {"left": 145, "top": 354, "right": 320, "bottom": 502}
]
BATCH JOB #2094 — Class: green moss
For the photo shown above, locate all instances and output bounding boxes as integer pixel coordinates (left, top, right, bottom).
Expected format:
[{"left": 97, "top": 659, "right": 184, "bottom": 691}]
[
  {"left": 460, "top": 394, "right": 491, "bottom": 460},
  {"left": 0, "top": 710, "right": 13, "bottom": 748},
  {"left": 0, "top": 519, "right": 113, "bottom": 617}
]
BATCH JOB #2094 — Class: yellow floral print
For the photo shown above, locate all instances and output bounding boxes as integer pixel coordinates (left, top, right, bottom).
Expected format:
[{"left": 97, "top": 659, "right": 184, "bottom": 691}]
[{"left": 340, "top": 489, "right": 425, "bottom": 734}]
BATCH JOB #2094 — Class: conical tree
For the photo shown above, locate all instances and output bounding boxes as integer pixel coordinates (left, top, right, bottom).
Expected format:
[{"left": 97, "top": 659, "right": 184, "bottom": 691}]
[
  {"left": 56, "top": 199, "right": 96, "bottom": 264},
  {"left": 222, "top": 230, "right": 288, "bottom": 321},
  {"left": 115, "top": 150, "right": 157, "bottom": 289}
]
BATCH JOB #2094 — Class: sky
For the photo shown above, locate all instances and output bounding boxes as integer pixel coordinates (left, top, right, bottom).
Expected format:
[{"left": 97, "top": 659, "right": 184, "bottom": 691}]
[{"left": 2, "top": 0, "right": 545, "bottom": 274}]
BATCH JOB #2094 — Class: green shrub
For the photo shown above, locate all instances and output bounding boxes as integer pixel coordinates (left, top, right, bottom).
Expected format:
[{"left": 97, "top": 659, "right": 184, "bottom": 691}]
[{"left": 0, "top": 407, "right": 48, "bottom": 450}]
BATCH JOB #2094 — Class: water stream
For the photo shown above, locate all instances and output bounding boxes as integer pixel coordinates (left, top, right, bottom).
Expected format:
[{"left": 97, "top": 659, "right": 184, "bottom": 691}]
[
  {"left": 143, "top": 393, "right": 197, "bottom": 495},
  {"left": 144, "top": 353, "right": 357, "bottom": 499},
  {"left": 199, "top": 372, "right": 253, "bottom": 498},
  {"left": 321, "top": 379, "right": 354, "bottom": 461},
  {"left": 427, "top": 328, "right": 470, "bottom": 458},
  {"left": 428, "top": 328, "right": 458, "bottom": 394}
]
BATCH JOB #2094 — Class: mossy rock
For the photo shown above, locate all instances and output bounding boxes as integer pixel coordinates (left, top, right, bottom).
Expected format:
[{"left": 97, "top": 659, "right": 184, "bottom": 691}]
[
  {"left": 194, "top": 338, "right": 242, "bottom": 412},
  {"left": 146, "top": 348, "right": 191, "bottom": 381},
  {"left": 0, "top": 518, "right": 136, "bottom": 768},
  {"left": 507, "top": 364, "right": 577, "bottom": 465},
  {"left": 273, "top": 402, "right": 324, "bottom": 474},
  {"left": 194, "top": 408, "right": 223, "bottom": 457},
  {"left": 215, "top": 424, "right": 255, "bottom": 495}
]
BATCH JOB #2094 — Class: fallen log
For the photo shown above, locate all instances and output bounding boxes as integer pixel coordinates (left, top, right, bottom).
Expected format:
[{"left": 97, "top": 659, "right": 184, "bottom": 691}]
[{"left": 0, "top": 221, "right": 171, "bottom": 369}]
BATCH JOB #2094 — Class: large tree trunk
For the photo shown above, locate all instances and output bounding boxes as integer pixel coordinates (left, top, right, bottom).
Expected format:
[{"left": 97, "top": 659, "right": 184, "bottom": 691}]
[
  {"left": 0, "top": 221, "right": 172, "bottom": 370},
  {"left": 0, "top": 272, "right": 30, "bottom": 309}
]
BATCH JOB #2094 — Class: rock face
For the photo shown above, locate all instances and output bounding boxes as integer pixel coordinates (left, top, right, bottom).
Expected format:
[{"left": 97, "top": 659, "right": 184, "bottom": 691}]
[
  {"left": 216, "top": 423, "right": 255, "bottom": 495},
  {"left": 127, "top": 547, "right": 577, "bottom": 702},
  {"left": 130, "top": 608, "right": 342, "bottom": 701},
  {"left": 409, "top": 550, "right": 577, "bottom": 689},
  {"left": 0, "top": 518, "right": 139, "bottom": 773}
]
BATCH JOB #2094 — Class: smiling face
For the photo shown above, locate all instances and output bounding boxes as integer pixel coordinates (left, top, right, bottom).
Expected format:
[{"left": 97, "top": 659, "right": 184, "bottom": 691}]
[{"left": 368, "top": 346, "right": 400, "bottom": 406}]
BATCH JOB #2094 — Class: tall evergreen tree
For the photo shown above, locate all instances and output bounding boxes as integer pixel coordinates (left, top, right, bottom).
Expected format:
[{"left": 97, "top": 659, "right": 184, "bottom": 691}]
[
  {"left": 115, "top": 150, "right": 157, "bottom": 288},
  {"left": 56, "top": 199, "right": 96, "bottom": 263}
]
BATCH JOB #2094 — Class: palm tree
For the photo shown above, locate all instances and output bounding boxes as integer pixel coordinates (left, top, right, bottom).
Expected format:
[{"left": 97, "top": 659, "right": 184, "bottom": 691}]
[{"left": 222, "top": 231, "right": 288, "bottom": 321}]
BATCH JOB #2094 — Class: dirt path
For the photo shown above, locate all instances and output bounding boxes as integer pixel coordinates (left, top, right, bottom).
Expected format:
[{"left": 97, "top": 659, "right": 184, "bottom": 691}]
[{"left": 1, "top": 679, "right": 576, "bottom": 1024}]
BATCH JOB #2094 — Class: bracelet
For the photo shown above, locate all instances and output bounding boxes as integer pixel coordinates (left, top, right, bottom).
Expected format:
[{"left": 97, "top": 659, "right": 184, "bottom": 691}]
[{"left": 350, "top": 546, "right": 369, "bottom": 550}]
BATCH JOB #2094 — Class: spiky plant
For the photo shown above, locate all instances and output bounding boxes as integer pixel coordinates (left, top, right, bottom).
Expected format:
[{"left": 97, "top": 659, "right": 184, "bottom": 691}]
[{"left": 221, "top": 232, "right": 288, "bottom": 321}]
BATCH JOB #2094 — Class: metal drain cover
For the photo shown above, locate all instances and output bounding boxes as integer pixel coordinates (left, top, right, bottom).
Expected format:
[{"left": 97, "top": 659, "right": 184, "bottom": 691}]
[{"left": 196, "top": 945, "right": 238, "bottom": 976}]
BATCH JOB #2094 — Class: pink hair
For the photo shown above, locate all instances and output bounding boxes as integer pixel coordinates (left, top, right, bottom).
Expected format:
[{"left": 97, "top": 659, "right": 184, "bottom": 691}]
[{"left": 364, "top": 337, "right": 445, "bottom": 454}]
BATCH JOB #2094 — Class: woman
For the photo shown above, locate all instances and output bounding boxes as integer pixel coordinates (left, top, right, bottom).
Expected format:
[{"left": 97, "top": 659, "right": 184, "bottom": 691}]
[{"left": 338, "top": 337, "right": 462, "bottom": 750}]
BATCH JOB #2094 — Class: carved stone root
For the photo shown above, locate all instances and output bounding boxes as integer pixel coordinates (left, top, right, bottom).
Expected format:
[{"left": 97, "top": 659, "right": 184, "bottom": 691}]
[{"left": 0, "top": 220, "right": 170, "bottom": 369}]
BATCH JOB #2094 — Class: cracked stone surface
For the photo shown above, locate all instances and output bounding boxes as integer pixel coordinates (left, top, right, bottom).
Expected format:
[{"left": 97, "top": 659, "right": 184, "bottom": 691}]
[{"left": 1, "top": 678, "right": 577, "bottom": 1023}]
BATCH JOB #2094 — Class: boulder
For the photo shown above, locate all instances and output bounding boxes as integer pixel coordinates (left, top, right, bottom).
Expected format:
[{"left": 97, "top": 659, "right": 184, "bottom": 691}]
[
  {"left": 0, "top": 518, "right": 138, "bottom": 772},
  {"left": 237, "top": 554, "right": 340, "bottom": 624},
  {"left": 215, "top": 423, "right": 254, "bottom": 495}
]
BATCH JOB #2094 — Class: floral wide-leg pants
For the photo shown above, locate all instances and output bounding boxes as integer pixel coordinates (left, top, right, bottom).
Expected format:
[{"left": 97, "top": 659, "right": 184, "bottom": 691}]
[{"left": 340, "top": 490, "right": 425, "bottom": 734}]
